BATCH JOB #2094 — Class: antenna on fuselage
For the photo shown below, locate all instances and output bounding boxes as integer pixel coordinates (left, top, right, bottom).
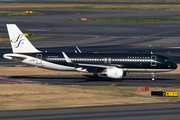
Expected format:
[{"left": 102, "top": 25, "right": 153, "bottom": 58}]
[{"left": 75, "top": 46, "right": 82, "bottom": 53}]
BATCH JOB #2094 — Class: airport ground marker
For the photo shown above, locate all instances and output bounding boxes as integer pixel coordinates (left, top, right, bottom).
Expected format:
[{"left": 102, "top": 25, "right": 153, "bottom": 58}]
[
  {"left": 26, "top": 11, "right": 33, "bottom": 14},
  {"left": 73, "top": 18, "right": 76, "bottom": 21},
  {"left": 151, "top": 91, "right": 178, "bottom": 97},
  {"left": 138, "top": 86, "right": 149, "bottom": 91},
  {"left": 24, "top": 33, "right": 34, "bottom": 36},
  {"left": 81, "top": 18, "right": 87, "bottom": 21}
]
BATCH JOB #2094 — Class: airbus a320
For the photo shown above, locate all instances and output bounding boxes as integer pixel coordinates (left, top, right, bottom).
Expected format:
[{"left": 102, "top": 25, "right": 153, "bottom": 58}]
[{"left": 3, "top": 24, "right": 177, "bottom": 81}]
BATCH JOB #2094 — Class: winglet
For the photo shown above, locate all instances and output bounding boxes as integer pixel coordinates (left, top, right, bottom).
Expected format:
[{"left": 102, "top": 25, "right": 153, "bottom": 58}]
[{"left": 62, "top": 52, "right": 72, "bottom": 63}]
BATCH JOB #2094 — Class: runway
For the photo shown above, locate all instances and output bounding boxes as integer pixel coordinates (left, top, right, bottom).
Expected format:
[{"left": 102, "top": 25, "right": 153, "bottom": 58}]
[
  {"left": 0, "top": 3, "right": 180, "bottom": 118},
  {"left": 1, "top": 0, "right": 180, "bottom": 4},
  {"left": 0, "top": 102, "right": 180, "bottom": 120},
  {"left": 5, "top": 74, "right": 180, "bottom": 87}
]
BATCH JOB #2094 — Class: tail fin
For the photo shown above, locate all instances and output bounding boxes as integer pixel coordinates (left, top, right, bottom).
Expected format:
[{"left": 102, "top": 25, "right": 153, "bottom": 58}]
[{"left": 6, "top": 24, "right": 41, "bottom": 53}]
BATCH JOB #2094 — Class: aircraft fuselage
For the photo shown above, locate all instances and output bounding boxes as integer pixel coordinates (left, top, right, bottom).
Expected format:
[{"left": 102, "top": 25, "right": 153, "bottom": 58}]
[{"left": 4, "top": 52, "right": 177, "bottom": 72}]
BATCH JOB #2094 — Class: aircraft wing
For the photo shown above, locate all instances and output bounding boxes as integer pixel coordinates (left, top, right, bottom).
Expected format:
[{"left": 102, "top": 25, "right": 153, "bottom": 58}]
[
  {"left": 77, "top": 63, "right": 107, "bottom": 68},
  {"left": 62, "top": 52, "right": 124, "bottom": 72}
]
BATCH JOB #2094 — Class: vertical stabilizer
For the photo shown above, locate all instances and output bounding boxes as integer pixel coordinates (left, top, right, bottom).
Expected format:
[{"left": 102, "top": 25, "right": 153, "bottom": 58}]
[{"left": 6, "top": 24, "right": 41, "bottom": 53}]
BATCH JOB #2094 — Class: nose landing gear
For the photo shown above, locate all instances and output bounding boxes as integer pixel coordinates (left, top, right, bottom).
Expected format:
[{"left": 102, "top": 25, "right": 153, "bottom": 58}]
[{"left": 151, "top": 72, "right": 155, "bottom": 81}]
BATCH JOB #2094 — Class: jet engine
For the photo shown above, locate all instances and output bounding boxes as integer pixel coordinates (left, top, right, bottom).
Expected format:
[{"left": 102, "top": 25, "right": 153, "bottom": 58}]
[{"left": 103, "top": 68, "right": 124, "bottom": 79}]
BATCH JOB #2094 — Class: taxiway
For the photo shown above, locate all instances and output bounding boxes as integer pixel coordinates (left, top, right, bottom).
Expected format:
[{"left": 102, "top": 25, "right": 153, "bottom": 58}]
[{"left": 0, "top": 4, "right": 180, "bottom": 119}]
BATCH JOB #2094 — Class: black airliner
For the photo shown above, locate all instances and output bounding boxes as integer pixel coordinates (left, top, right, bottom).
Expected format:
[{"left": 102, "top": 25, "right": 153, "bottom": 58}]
[{"left": 3, "top": 24, "right": 177, "bottom": 81}]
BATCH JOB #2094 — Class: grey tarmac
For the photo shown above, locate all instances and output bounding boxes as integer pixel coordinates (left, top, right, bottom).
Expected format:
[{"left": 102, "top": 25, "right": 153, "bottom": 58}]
[
  {"left": 0, "top": 6, "right": 180, "bottom": 119},
  {"left": 0, "top": 102, "right": 180, "bottom": 120},
  {"left": 4, "top": 74, "right": 180, "bottom": 87},
  {"left": 1, "top": 0, "right": 180, "bottom": 4}
]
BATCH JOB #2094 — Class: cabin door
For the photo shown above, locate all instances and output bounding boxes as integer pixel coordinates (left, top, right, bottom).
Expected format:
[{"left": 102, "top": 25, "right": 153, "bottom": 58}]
[
  {"left": 36, "top": 54, "right": 42, "bottom": 64},
  {"left": 151, "top": 55, "right": 156, "bottom": 66}
]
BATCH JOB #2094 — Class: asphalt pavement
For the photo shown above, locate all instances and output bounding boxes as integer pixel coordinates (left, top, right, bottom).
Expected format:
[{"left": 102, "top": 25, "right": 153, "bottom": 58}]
[
  {"left": 0, "top": 5, "right": 180, "bottom": 119},
  {"left": 5, "top": 74, "right": 180, "bottom": 87},
  {"left": 1, "top": 0, "right": 180, "bottom": 4},
  {"left": 0, "top": 102, "right": 180, "bottom": 120}
]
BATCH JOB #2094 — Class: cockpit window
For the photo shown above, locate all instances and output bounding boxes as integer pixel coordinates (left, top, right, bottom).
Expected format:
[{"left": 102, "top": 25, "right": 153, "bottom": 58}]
[{"left": 163, "top": 59, "right": 172, "bottom": 63}]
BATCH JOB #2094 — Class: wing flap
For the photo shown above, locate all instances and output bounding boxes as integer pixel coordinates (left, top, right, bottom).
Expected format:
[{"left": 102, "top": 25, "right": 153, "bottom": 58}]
[{"left": 77, "top": 63, "right": 107, "bottom": 68}]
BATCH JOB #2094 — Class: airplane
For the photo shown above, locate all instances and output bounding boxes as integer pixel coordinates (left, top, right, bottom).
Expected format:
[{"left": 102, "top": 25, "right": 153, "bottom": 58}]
[{"left": 3, "top": 24, "right": 177, "bottom": 81}]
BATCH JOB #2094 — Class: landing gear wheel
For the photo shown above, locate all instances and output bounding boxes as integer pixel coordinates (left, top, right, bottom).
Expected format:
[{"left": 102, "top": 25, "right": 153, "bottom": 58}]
[{"left": 91, "top": 75, "right": 98, "bottom": 81}]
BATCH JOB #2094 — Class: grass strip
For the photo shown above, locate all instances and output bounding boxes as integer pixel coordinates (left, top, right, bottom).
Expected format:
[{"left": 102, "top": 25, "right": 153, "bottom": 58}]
[
  {"left": 0, "top": 34, "right": 50, "bottom": 44},
  {"left": 0, "top": 10, "right": 43, "bottom": 16},
  {"left": 1, "top": 3, "right": 180, "bottom": 11},
  {"left": 0, "top": 66, "right": 91, "bottom": 76},
  {"left": 61, "top": 16, "right": 180, "bottom": 23},
  {"left": 0, "top": 84, "right": 179, "bottom": 111}
]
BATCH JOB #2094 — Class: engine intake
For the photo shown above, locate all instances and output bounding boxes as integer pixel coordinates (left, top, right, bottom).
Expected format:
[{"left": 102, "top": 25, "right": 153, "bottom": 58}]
[{"left": 104, "top": 68, "right": 124, "bottom": 79}]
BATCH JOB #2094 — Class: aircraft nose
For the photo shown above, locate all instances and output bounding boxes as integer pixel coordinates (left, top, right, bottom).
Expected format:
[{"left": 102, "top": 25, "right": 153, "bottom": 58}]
[{"left": 173, "top": 63, "right": 177, "bottom": 69}]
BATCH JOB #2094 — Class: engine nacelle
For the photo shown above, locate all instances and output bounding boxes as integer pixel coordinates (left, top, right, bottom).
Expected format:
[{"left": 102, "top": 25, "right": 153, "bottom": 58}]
[{"left": 105, "top": 68, "right": 124, "bottom": 79}]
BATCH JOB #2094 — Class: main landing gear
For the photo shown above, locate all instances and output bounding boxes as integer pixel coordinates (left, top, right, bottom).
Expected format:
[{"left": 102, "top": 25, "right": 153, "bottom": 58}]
[
  {"left": 90, "top": 73, "right": 99, "bottom": 81},
  {"left": 151, "top": 72, "right": 155, "bottom": 81}
]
